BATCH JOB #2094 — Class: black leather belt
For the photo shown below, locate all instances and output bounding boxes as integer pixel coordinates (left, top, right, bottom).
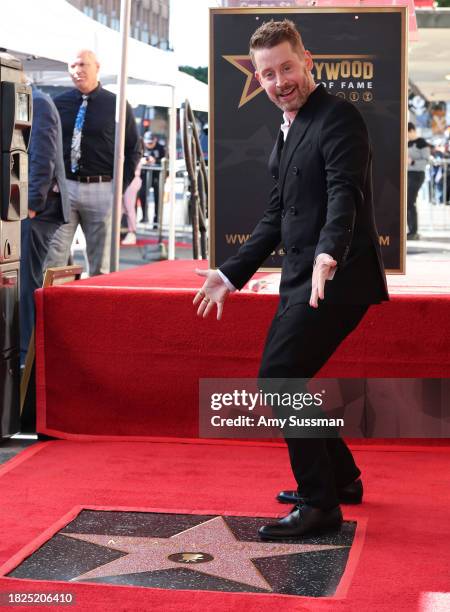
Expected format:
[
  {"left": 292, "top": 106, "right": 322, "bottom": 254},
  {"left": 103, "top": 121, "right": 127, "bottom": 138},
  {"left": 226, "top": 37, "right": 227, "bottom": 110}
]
[{"left": 70, "top": 175, "right": 112, "bottom": 183}]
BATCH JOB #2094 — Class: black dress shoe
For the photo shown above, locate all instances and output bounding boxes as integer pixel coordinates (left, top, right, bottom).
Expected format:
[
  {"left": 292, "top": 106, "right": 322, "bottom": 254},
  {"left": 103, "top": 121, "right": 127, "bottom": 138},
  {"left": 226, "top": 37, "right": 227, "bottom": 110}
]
[
  {"left": 277, "top": 478, "right": 363, "bottom": 505},
  {"left": 259, "top": 504, "right": 343, "bottom": 540}
]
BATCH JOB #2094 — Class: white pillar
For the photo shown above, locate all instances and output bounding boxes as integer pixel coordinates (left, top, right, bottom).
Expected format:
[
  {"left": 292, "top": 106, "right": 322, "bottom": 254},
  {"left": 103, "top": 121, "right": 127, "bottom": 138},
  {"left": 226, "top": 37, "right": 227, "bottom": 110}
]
[
  {"left": 110, "top": 0, "right": 131, "bottom": 272},
  {"left": 168, "top": 85, "right": 177, "bottom": 260}
]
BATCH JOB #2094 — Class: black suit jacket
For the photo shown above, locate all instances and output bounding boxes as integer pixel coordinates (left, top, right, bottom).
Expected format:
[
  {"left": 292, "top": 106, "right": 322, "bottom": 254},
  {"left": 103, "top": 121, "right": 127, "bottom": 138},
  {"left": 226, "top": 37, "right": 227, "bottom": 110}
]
[{"left": 220, "top": 85, "right": 389, "bottom": 305}]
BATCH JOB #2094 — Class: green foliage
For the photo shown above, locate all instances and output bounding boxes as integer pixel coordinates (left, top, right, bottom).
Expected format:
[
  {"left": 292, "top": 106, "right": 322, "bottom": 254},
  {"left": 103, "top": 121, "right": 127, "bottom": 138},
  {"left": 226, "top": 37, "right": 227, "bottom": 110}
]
[{"left": 179, "top": 65, "right": 208, "bottom": 84}]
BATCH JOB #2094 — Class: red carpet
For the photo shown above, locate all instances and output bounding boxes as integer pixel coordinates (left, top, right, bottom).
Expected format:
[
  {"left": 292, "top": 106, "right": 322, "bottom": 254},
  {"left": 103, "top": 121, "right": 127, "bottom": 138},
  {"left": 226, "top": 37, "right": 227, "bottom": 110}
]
[
  {"left": 1, "top": 440, "right": 449, "bottom": 610},
  {"left": 67, "top": 258, "right": 450, "bottom": 293},
  {"left": 120, "top": 238, "right": 191, "bottom": 249},
  {"left": 35, "top": 260, "right": 450, "bottom": 439}
]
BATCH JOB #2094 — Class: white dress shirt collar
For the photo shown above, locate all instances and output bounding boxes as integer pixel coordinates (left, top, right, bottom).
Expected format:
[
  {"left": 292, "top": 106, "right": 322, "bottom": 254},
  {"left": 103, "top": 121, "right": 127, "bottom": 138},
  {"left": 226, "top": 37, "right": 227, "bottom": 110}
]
[{"left": 280, "top": 83, "right": 319, "bottom": 141}]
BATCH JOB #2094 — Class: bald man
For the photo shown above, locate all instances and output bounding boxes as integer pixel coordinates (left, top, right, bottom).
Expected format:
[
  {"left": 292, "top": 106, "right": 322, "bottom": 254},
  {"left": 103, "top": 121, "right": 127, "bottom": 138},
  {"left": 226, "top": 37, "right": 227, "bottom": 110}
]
[{"left": 45, "top": 49, "right": 140, "bottom": 275}]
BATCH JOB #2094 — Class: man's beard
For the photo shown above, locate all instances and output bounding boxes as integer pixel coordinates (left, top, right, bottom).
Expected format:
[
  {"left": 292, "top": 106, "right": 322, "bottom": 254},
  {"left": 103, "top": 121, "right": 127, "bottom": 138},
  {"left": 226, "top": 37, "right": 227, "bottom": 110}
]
[
  {"left": 273, "top": 73, "right": 314, "bottom": 112},
  {"left": 276, "top": 85, "right": 311, "bottom": 111}
]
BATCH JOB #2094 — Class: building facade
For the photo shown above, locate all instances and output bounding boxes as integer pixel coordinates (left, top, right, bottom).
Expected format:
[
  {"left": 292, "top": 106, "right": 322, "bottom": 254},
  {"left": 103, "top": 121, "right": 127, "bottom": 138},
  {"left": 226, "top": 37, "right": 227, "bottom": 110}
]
[{"left": 67, "top": 0, "right": 170, "bottom": 49}]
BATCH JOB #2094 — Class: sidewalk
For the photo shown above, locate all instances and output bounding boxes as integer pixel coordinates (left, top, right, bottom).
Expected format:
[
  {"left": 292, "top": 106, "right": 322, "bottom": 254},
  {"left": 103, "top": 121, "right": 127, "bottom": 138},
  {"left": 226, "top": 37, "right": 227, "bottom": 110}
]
[
  {"left": 409, "top": 198, "right": 450, "bottom": 261},
  {"left": 407, "top": 231, "right": 450, "bottom": 260}
]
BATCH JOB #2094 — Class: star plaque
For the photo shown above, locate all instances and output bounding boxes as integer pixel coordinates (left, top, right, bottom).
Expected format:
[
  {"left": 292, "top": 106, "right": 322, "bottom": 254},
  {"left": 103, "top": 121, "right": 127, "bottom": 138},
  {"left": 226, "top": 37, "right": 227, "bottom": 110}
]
[{"left": 8, "top": 510, "right": 358, "bottom": 597}]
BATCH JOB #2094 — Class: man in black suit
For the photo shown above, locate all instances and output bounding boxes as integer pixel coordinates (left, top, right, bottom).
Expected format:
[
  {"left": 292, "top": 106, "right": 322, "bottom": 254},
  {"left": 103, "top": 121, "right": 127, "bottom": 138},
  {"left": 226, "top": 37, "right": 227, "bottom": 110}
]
[
  {"left": 194, "top": 20, "right": 388, "bottom": 538},
  {"left": 20, "top": 85, "right": 70, "bottom": 366}
]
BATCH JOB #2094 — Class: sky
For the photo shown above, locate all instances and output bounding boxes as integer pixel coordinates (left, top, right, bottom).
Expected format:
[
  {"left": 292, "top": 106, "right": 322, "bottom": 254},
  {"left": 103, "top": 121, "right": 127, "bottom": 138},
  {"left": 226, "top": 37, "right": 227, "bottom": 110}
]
[{"left": 170, "top": 0, "right": 220, "bottom": 67}]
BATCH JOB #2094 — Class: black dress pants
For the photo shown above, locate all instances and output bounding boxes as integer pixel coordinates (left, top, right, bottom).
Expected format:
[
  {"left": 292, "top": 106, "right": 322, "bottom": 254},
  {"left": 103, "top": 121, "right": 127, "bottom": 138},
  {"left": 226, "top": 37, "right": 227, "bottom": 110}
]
[
  {"left": 258, "top": 301, "right": 369, "bottom": 510},
  {"left": 151, "top": 171, "right": 160, "bottom": 224},
  {"left": 138, "top": 170, "right": 149, "bottom": 223},
  {"left": 138, "top": 169, "right": 160, "bottom": 225},
  {"left": 407, "top": 171, "right": 425, "bottom": 235},
  {"left": 20, "top": 196, "right": 64, "bottom": 365}
]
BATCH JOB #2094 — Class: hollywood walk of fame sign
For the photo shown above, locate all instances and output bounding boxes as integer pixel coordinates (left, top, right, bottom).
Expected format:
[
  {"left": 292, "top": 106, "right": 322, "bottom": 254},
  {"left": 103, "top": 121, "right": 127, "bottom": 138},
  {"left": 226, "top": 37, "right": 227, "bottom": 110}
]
[{"left": 210, "top": 7, "right": 407, "bottom": 273}]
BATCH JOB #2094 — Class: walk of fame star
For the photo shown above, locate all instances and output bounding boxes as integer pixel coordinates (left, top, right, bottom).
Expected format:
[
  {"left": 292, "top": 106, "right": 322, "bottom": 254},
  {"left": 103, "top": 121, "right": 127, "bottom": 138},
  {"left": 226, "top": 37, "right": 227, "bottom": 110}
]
[{"left": 62, "top": 516, "right": 345, "bottom": 591}]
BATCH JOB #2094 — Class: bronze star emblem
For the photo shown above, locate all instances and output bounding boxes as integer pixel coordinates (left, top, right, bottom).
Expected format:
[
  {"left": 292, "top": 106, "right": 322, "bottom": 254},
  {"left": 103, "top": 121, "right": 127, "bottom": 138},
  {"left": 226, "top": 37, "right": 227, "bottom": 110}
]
[{"left": 63, "top": 516, "right": 345, "bottom": 591}]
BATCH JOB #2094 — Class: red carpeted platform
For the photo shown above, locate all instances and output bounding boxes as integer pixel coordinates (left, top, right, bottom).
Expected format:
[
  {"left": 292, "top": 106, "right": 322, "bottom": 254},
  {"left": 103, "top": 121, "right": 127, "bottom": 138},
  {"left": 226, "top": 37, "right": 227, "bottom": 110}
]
[
  {"left": 121, "top": 237, "right": 191, "bottom": 249},
  {"left": 34, "top": 260, "right": 450, "bottom": 440},
  {"left": 1, "top": 440, "right": 449, "bottom": 611}
]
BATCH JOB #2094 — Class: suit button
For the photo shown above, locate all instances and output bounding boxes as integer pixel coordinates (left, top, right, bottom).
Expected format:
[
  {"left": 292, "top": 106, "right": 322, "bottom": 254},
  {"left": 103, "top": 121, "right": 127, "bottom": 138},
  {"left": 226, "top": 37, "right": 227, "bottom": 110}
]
[
  {"left": 272, "top": 174, "right": 277, "bottom": 179},
  {"left": 292, "top": 166, "right": 299, "bottom": 175},
  {"left": 290, "top": 246, "right": 299, "bottom": 254},
  {"left": 289, "top": 206, "right": 297, "bottom": 215},
  {"left": 281, "top": 210, "right": 285, "bottom": 218}
]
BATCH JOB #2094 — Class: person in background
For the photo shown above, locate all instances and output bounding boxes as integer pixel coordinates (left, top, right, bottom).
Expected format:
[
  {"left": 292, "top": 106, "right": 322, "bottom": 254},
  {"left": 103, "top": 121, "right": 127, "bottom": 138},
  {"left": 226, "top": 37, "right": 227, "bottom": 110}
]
[
  {"left": 431, "top": 140, "right": 449, "bottom": 205},
  {"left": 20, "top": 84, "right": 70, "bottom": 366},
  {"left": 121, "top": 154, "right": 143, "bottom": 245},
  {"left": 139, "top": 131, "right": 166, "bottom": 226},
  {"left": 407, "top": 122, "right": 430, "bottom": 240},
  {"left": 45, "top": 49, "right": 140, "bottom": 275},
  {"left": 200, "top": 123, "right": 208, "bottom": 164}
]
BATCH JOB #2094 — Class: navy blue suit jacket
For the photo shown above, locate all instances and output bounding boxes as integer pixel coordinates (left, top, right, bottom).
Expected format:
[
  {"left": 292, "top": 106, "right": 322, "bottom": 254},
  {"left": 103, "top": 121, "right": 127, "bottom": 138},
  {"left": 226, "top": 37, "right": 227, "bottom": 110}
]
[{"left": 29, "top": 87, "right": 69, "bottom": 222}]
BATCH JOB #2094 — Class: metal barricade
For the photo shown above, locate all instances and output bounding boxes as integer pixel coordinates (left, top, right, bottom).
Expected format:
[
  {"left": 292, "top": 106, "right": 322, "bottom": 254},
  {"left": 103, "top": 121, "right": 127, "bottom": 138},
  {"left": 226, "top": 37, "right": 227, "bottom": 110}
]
[{"left": 416, "top": 159, "right": 450, "bottom": 233}]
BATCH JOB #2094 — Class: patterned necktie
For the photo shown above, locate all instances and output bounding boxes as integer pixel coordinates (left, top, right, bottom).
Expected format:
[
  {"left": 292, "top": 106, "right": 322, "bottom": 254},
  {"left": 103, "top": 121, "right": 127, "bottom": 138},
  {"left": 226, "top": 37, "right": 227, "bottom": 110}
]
[{"left": 70, "top": 94, "right": 89, "bottom": 173}]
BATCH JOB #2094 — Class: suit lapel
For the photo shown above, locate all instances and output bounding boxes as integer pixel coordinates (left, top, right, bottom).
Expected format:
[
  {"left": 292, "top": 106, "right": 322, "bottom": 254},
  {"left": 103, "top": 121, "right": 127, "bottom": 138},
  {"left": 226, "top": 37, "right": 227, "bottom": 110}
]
[
  {"left": 268, "top": 129, "right": 284, "bottom": 180},
  {"left": 278, "top": 85, "right": 326, "bottom": 194},
  {"left": 278, "top": 114, "right": 312, "bottom": 192}
]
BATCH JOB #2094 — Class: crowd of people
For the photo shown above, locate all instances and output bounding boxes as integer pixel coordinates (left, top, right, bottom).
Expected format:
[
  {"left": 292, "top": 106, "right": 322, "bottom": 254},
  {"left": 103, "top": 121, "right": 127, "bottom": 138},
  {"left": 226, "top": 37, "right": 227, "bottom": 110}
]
[
  {"left": 428, "top": 138, "right": 450, "bottom": 206},
  {"left": 407, "top": 121, "right": 449, "bottom": 241}
]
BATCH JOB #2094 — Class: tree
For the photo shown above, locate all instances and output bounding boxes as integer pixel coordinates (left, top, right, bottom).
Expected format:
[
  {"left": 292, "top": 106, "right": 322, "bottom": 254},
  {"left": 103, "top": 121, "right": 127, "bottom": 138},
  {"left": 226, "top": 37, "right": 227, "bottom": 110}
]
[{"left": 179, "top": 66, "right": 208, "bottom": 84}]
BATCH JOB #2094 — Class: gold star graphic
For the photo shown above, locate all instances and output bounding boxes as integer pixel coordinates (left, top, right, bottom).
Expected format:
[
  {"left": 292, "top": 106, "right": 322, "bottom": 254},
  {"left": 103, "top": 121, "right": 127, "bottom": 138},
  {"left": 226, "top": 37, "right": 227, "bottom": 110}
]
[
  {"left": 63, "top": 516, "right": 345, "bottom": 591},
  {"left": 223, "top": 55, "right": 263, "bottom": 108}
]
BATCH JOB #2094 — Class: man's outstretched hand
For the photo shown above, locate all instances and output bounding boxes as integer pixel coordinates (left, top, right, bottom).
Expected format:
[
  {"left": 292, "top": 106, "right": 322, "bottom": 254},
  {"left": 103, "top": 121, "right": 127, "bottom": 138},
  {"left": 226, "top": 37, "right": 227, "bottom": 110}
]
[
  {"left": 309, "top": 254, "right": 337, "bottom": 308},
  {"left": 193, "top": 269, "right": 230, "bottom": 320}
]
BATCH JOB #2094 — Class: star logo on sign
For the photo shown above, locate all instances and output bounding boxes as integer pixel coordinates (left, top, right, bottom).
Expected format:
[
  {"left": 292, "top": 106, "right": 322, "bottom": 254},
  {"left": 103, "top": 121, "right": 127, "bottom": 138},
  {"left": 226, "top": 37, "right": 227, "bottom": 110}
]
[
  {"left": 223, "top": 55, "right": 263, "bottom": 108},
  {"left": 63, "top": 516, "right": 345, "bottom": 591}
]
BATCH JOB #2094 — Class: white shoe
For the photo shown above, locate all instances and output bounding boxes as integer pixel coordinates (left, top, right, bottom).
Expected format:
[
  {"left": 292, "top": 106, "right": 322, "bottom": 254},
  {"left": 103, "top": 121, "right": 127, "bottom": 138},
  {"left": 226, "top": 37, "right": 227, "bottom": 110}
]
[{"left": 121, "top": 232, "right": 137, "bottom": 245}]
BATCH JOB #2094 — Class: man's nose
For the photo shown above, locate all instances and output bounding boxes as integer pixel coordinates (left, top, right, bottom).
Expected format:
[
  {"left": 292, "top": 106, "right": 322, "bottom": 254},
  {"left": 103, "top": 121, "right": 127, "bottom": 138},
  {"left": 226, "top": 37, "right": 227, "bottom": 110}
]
[{"left": 275, "top": 74, "right": 288, "bottom": 89}]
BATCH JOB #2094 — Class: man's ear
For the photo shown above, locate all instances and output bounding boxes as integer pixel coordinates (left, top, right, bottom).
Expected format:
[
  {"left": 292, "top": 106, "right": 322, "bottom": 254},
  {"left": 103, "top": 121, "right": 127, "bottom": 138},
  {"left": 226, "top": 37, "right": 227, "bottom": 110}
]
[
  {"left": 304, "top": 50, "right": 314, "bottom": 71},
  {"left": 254, "top": 71, "right": 262, "bottom": 85}
]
